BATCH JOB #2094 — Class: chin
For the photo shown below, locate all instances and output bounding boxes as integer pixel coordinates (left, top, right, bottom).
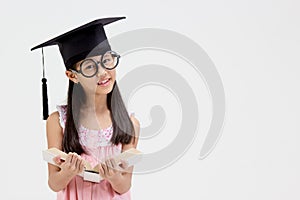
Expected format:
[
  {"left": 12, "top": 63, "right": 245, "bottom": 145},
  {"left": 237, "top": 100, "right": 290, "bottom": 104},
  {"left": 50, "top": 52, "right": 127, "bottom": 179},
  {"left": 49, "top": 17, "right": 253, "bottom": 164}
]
[{"left": 96, "top": 83, "right": 114, "bottom": 95}]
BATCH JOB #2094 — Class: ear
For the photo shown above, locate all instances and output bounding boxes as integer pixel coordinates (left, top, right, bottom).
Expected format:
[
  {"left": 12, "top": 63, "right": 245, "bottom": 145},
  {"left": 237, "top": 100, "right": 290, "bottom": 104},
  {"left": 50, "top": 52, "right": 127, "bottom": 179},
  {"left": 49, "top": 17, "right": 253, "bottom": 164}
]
[{"left": 65, "top": 70, "right": 79, "bottom": 83}]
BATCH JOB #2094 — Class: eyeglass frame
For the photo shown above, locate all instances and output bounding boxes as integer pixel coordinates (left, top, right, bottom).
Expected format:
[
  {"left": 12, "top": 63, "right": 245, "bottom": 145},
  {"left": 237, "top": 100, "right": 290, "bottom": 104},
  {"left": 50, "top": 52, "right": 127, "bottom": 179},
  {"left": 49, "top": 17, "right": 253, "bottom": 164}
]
[{"left": 69, "top": 50, "right": 120, "bottom": 78}]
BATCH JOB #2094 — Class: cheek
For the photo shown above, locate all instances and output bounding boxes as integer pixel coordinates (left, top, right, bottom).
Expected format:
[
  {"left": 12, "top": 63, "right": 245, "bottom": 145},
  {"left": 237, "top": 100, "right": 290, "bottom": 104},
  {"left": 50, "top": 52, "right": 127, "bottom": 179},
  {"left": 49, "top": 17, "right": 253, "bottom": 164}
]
[
  {"left": 110, "top": 70, "right": 116, "bottom": 80},
  {"left": 79, "top": 77, "right": 97, "bottom": 89}
]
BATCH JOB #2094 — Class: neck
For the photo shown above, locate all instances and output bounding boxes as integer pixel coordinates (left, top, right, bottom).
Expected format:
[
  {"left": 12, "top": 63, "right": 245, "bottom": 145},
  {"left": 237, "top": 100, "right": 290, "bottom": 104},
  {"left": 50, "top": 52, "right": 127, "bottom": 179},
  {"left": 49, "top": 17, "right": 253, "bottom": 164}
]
[{"left": 83, "top": 93, "right": 108, "bottom": 114}]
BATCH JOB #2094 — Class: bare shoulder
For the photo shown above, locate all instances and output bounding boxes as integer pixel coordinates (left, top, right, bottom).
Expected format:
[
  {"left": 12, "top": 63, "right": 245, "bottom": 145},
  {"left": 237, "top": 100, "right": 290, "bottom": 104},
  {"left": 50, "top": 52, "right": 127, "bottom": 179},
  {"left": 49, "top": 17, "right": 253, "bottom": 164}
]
[
  {"left": 130, "top": 114, "right": 140, "bottom": 139},
  {"left": 46, "top": 111, "right": 63, "bottom": 149},
  {"left": 47, "top": 111, "right": 60, "bottom": 124},
  {"left": 46, "top": 111, "right": 62, "bottom": 132},
  {"left": 123, "top": 114, "right": 140, "bottom": 150},
  {"left": 130, "top": 114, "right": 140, "bottom": 128}
]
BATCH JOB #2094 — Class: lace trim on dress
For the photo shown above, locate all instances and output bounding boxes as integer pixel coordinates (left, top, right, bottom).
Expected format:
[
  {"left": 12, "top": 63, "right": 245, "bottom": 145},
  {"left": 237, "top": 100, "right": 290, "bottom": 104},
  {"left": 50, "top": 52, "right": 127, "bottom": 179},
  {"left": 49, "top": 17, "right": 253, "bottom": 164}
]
[
  {"left": 56, "top": 105, "right": 67, "bottom": 129},
  {"left": 79, "top": 124, "right": 114, "bottom": 147},
  {"left": 56, "top": 105, "right": 136, "bottom": 148}
]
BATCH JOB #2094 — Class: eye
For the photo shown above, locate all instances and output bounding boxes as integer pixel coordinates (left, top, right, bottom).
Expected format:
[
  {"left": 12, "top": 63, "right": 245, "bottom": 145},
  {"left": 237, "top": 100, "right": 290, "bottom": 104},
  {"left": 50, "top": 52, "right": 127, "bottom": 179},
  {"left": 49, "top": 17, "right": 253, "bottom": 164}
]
[
  {"left": 84, "top": 64, "right": 95, "bottom": 70},
  {"left": 102, "top": 58, "right": 112, "bottom": 64}
]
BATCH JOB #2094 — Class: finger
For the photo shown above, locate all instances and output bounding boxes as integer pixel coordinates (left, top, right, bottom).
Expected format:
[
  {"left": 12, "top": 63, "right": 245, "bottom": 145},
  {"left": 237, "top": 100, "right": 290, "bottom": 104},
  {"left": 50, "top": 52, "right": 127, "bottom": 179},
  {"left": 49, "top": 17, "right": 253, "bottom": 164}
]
[
  {"left": 66, "top": 153, "right": 74, "bottom": 165},
  {"left": 81, "top": 160, "right": 85, "bottom": 173},
  {"left": 69, "top": 153, "right": 75, "bottom": 165},
  {"left": 110, "top": 159, "right": 118, "bottom": 172},
  {"left": 105, "top": 160, "right": 112, "bottom": 174},
  {"left": 78, "top": 159, "right": 84, "bottom": 173},
  {"left": 101, "top": 163, "right": 107, "bottom": 177},
  {"left": 74, "top": 155, "right": 80, "bottom": 171},
  {"left": 110, "top": 159, "right": 116, "bottom": 168},
  {"left": 76, "top": 156, "right": 84, "bottom": 173},
  {"left": 98, "top": 163, "right": 105, "bottom": 178},
  {"left": 65, "top": 153, "right": 72, "bottom": 164}
]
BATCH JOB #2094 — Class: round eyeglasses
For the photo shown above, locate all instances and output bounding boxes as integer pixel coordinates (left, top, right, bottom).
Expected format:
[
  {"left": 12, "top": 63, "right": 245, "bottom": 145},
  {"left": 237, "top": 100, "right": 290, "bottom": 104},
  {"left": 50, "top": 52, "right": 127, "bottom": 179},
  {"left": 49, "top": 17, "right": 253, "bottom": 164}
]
[{"left": 71, "top": 51, "right": 120, "bottom": 78}]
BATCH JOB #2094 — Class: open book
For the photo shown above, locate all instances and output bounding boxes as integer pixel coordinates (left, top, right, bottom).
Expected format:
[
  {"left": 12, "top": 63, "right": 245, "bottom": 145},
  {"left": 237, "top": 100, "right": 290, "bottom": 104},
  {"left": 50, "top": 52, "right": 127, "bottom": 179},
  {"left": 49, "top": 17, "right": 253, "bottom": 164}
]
[{"left": 43, "top": 147, "right": 142, "bottom": 183}]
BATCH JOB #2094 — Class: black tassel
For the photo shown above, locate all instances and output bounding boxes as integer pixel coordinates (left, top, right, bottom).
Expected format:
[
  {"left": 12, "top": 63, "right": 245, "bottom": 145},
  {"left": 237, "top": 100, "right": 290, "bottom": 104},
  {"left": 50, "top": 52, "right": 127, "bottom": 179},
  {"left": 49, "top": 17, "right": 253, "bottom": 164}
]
[
  {"left": 42, "top": 78, "right": 49, "bottom": 120},
  {"left": 41, "top": 48, "right": 49, "bottom": 120}
]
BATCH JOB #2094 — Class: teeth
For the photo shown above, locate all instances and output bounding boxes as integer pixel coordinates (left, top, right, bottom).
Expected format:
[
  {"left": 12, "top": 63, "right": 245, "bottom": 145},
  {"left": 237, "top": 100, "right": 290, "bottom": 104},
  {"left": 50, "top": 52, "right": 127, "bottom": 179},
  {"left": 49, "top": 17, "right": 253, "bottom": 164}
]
[{"left": 99, "top": 79, "right": 109, "bottom": 85}]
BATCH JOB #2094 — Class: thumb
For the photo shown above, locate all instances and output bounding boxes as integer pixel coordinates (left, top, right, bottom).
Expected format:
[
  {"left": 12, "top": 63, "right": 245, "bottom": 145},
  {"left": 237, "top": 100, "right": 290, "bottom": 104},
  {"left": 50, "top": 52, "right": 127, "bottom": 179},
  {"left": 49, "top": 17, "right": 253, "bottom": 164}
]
[
  {"left": 53, "top": 156, "right": 63, "bottom": 166},
  {"left": 119, "top": 159, "right": 129, "bottom": 170}
]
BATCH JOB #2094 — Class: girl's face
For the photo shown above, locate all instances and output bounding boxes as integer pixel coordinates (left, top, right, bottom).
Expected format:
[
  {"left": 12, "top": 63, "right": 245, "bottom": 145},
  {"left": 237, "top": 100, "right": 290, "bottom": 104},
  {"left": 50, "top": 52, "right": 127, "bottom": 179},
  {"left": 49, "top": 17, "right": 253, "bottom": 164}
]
[{"left": 66, "top": 55, "right": 116, "bottom": 95}]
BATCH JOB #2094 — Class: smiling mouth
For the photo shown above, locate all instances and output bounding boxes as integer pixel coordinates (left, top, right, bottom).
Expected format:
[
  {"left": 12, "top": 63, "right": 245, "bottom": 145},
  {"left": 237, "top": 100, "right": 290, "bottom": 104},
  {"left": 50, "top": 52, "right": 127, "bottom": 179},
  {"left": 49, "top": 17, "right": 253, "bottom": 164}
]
[{"left": 97, "top": 78, "right": 111, "bottom": 86}]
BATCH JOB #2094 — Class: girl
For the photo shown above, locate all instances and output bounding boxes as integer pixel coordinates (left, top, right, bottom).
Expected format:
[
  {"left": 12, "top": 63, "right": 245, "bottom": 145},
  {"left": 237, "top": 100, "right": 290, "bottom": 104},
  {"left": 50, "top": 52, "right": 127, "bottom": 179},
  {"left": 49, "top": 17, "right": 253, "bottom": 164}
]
[{"left": 32, "top": 17, "right": 140, "bottom": 200}]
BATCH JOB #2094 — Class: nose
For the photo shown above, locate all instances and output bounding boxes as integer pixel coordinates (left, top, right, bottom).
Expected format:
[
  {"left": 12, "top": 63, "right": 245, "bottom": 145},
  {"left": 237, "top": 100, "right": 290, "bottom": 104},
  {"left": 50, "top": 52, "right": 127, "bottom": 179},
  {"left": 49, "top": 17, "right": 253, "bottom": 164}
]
[{"left": 96, "top": 65, "right": 107, "bottom": 77}]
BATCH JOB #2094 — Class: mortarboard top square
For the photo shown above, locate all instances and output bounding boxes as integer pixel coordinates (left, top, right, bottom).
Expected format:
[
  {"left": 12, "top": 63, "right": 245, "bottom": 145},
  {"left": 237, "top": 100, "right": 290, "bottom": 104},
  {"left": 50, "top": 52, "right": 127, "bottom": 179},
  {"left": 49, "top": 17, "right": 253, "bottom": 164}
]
[{"left": 31, "top": 16, "right": 125, "bottom": 68}]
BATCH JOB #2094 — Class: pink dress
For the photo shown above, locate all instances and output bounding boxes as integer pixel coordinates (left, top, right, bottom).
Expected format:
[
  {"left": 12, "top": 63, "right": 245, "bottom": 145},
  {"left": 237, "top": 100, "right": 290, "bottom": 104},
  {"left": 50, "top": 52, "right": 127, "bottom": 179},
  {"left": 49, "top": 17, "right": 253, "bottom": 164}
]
[{"left": 56, "top": 105, "right": 131, "bottom": 200}]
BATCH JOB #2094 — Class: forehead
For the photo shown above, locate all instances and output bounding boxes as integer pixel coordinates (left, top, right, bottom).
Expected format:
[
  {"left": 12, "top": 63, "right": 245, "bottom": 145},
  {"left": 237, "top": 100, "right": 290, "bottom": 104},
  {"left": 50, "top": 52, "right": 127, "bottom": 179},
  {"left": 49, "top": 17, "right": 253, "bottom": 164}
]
[{"left": 86, "top": 54, "right": 103, "bottom": 61}]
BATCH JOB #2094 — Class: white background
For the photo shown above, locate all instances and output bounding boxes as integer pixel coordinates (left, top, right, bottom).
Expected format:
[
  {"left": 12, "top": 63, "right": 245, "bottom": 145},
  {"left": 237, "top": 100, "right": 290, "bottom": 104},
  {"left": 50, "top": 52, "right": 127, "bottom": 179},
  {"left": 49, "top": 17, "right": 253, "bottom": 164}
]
[{"left": 0, "top": 0, "right": 299, "bottom": 199}]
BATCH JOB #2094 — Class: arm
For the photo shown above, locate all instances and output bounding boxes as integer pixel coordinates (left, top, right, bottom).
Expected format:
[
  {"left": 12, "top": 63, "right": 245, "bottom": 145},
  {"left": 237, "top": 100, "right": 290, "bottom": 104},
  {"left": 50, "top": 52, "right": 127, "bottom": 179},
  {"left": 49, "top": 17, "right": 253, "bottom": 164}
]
[
  {"left": 46, "top": 112, "right": 85, "bottom": 192},
  {"left": 99, "top": 115, "right": 140, "bottom": 194}
]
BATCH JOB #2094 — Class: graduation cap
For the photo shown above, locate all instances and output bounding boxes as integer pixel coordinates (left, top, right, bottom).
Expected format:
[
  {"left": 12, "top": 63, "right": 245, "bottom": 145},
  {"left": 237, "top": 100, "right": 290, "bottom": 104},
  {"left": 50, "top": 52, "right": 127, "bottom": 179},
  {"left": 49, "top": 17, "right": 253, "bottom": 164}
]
[{"left": 31, "top": 17, "right": 125, "bottom": 120}]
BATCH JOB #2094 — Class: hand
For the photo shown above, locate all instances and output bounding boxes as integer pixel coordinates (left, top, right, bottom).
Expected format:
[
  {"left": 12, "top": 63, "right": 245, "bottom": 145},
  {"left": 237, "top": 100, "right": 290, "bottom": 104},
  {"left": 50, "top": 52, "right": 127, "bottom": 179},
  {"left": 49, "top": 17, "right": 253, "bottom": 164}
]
[
  {"left": 53, "top": 152, "right": 85, "bottom": 178},
  {"left": 98, "top": 159, "right": 128, "bottom": 182}
]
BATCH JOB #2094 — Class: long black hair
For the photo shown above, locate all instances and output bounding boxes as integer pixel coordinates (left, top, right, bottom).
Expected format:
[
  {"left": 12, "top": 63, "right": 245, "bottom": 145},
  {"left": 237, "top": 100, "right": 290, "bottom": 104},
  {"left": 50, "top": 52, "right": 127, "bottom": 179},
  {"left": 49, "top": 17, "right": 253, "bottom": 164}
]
[{"left": 62, "top": 78, "right": 135, "bottom": 154}]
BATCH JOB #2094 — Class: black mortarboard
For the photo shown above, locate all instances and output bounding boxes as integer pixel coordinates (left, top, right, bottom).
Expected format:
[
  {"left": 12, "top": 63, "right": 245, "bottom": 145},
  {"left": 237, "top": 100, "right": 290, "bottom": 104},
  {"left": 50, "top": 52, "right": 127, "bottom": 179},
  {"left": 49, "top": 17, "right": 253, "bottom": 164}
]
[{"left": 31, "top": 17, "right": 125, "bottom": 120}]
